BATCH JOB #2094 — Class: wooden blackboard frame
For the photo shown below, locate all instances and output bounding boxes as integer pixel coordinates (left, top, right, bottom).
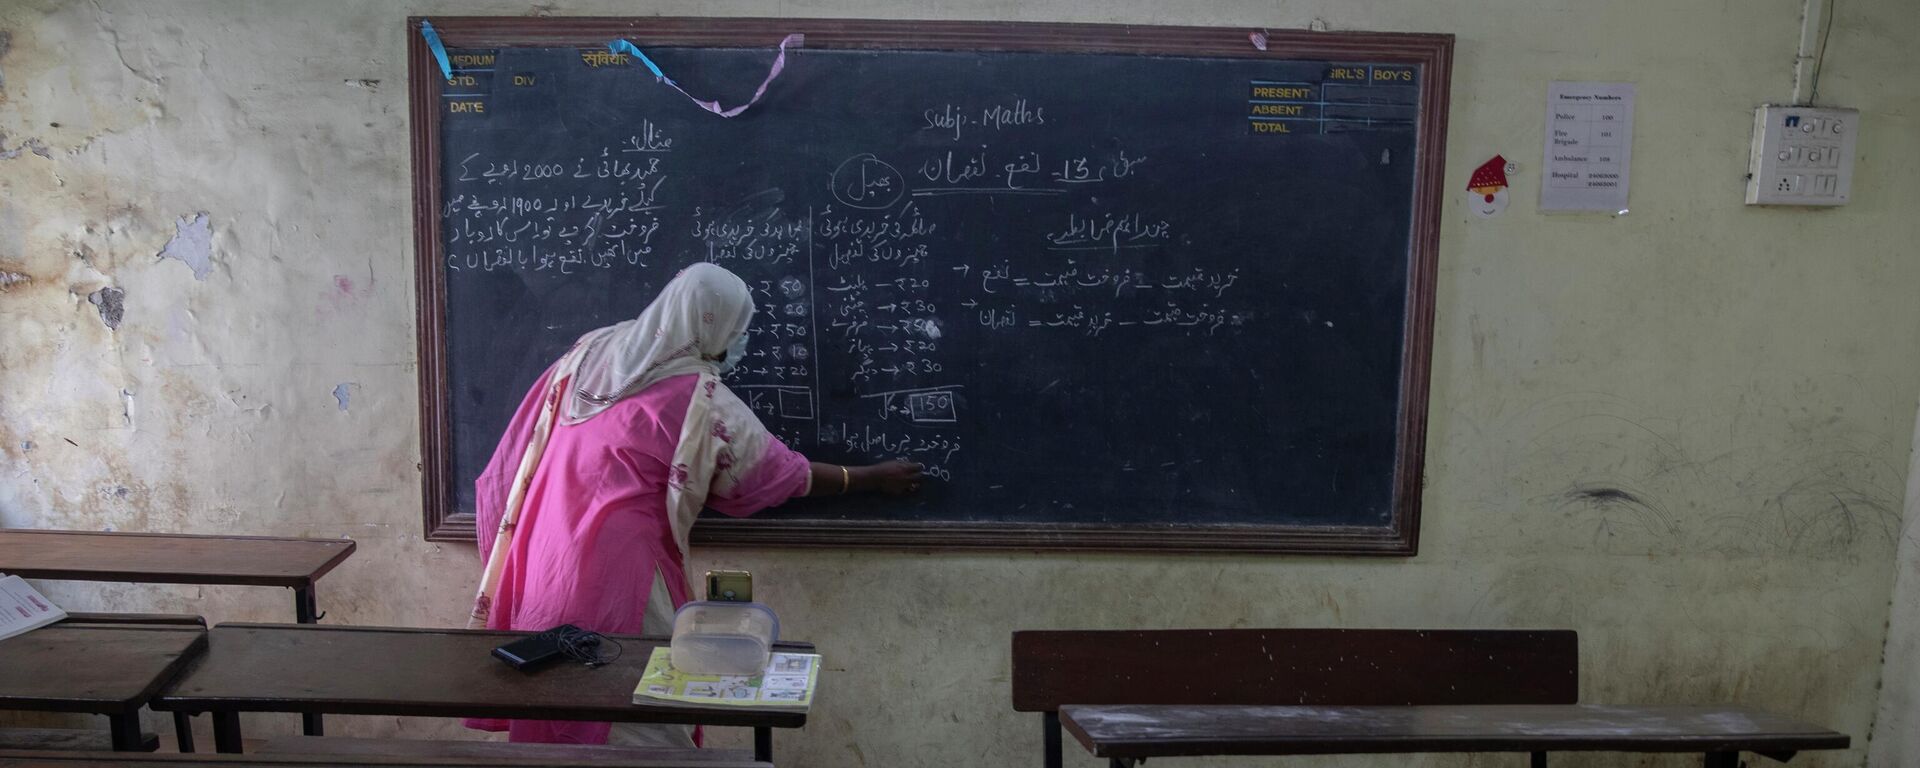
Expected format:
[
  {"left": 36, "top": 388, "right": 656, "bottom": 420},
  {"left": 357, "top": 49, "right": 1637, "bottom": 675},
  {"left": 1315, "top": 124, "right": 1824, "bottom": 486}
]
[{"left": 408, "top": 17, "right": 1452, "bottom": 554}]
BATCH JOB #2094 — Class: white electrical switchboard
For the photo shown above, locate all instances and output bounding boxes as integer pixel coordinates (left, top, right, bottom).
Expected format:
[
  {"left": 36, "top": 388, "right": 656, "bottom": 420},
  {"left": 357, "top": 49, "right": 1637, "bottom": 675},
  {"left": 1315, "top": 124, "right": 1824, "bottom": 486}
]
[{"left": 1746, "top": 105, "right": 1857, "bottom": 206}]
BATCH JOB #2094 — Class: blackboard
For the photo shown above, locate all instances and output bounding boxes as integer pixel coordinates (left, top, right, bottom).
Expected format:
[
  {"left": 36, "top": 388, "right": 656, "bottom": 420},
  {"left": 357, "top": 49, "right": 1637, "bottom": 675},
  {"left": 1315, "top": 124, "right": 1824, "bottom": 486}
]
[{"left": 409, "top": 18, "right": 1451, "bottom": 553}]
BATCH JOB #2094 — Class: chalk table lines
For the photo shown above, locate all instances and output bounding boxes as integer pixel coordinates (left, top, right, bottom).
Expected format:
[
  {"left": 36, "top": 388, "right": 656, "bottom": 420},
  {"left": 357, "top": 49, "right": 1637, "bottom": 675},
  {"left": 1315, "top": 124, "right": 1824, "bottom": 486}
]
[
  {"left": 806, "top": 206, "right": 823, "bottom": 432},
  {"left": 909, "top": 188, "right": 1067, "bottom": 197},
  {"left": 858, "top": 385, "right": 964, "bottom": 425},
  {"left": 732, "top": 384, "right": 817, "bottom": 422},
  {"left": 855, "top": 384, "right": 967, "bottom": 399}
]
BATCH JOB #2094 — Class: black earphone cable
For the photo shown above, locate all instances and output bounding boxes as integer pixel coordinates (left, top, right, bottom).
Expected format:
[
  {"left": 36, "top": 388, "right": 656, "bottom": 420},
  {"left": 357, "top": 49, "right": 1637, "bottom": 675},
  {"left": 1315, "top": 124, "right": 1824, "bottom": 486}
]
[{"left": 551, "top": 625, "right": 623, "bottom": 667}]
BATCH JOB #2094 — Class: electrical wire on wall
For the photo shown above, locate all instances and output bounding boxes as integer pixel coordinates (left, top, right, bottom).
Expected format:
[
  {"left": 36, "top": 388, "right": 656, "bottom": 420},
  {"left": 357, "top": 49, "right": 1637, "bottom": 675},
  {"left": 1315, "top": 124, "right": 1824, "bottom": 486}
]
[
  {"left": 1793, "top": 0, "right": 1837, "bottom": 105},
  {"left": 1807, "top": 0, "right": 1835, "bottom": 105}
]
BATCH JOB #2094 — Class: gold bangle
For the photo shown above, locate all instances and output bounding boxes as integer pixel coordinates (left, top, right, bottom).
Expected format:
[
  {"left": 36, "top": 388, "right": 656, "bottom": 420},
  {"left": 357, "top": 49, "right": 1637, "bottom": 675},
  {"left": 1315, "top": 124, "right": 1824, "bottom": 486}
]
[{"left": 839, "top": 465, "right": 850, "bottom": 495}]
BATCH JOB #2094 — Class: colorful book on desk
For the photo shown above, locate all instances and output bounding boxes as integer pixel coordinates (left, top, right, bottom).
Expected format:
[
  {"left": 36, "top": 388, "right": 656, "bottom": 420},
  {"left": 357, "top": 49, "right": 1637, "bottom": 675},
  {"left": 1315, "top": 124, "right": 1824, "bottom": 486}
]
[
  {"left": 631, "top": 647, "right": 819, "bottom": 711},
  {"left": 0, "top": 574, "right": 66, "bottom": 642}
]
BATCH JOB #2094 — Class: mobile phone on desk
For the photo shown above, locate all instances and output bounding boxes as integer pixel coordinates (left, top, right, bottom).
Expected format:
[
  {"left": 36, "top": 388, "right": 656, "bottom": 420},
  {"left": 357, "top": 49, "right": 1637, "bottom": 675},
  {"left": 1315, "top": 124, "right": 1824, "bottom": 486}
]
[
  {"left": 492, "top": 625, "right": 577, "bottom": 671},
  {"left": 705, "top": 570, "right": 752, "bottom": 602}
]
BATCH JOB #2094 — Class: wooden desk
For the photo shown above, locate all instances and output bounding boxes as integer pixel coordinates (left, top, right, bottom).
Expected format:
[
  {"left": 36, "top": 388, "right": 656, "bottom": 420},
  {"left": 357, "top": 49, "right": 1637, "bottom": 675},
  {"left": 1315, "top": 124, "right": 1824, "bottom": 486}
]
[
  {"left": 1060, "top": 704, "right": 1851, "bottom": 767},
  {"left": 153, "top": 625, "right": 811, "bottom": 763},
  {"left": 0, "top": 750, "right": 770, "bottom": 768},
  {"left": 0, "top": 530, "right": 355, "bottom": 619},
  {"left": 0, "top": 529, "right": 355, "bottom": 736},
  {"left": 1013, "top": 628, "right": 1580, "bottom": 768},
  {"left": 53, "top": 615, "right": 207, "bottom": 751},
  {"left": 0, "top": 626, "right": 207, "bottom": 751}
]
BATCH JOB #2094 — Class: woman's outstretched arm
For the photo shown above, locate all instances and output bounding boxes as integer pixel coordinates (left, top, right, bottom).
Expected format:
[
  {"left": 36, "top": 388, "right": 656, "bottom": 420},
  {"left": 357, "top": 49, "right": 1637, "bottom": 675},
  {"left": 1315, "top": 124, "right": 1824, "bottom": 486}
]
[{"left": 806, "top": 459, "right": 924, "bottom": 496}]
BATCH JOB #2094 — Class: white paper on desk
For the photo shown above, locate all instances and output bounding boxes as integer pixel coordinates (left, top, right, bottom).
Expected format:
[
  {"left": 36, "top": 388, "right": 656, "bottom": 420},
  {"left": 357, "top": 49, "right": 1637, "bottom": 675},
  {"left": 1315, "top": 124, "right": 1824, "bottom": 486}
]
[
  {"left": 0, "top": 574, "right": 67, "bottom": 642},
  {"left": 1540, "top": 81, "right": 1635, "bottom": 212}
]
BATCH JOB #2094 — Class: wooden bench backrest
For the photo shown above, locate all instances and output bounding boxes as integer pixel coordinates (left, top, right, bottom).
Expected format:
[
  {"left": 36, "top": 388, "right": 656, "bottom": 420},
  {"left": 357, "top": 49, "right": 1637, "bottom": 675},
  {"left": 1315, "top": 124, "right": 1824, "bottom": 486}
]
[
  {"left": 59, "top": 613, "right": 207, "bottom": 628},
  {"left": 1012, "top": 628, "right": 1577, "bottom": 712},
  {"left": 0, "top": 751, "right": 768, "bottom": 768},
  {"left": 255, "top": 736, "right": 753, "bottom": 764}
]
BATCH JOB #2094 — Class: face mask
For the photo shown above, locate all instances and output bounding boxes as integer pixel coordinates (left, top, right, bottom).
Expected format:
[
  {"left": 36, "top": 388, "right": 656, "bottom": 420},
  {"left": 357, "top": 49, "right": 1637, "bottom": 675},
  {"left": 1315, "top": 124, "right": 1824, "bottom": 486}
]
[{"left": 717, "top": 332, "right": 749, "bottom": 375}]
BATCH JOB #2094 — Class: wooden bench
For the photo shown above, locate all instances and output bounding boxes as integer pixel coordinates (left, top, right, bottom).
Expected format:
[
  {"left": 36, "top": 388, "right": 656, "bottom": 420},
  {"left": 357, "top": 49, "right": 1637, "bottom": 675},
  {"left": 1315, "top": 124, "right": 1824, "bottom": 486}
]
[
  {"left": 55, "top": 615, "right": 207, "bottom": 752},
  {"left": 0, "top": 731, "right": 157, "bottom": 754},
  {"left": 0, "top": 625, "right": 207, "bottom": 752},
  {"left": 0, "top": 610, "right": 195, "bottom": 753},
  {"left": 0, "top": 749, "right": 769, "bottom": 768},
  {"left": 257, "top": 736, "right": 753, "bottom": 764},
  {"left": 1011, "top": 628, "right": 1578, "bottom": 768},
  {"left": 1059, "top": 702, "right": 1848, "bottom": 767},
  {"left": 0, "top": 529, "right": 359, "bottom": 738},
  {"left": 58, "top": 615, "right": 206, "bottom": 630}
]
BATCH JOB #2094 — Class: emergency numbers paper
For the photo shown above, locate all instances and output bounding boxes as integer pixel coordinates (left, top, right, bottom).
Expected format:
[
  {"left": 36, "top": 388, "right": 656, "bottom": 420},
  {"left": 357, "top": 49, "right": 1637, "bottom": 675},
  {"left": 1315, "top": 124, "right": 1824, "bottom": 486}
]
[{"left": 1540, "top": 81, "right": 1635, "bottom": 212}]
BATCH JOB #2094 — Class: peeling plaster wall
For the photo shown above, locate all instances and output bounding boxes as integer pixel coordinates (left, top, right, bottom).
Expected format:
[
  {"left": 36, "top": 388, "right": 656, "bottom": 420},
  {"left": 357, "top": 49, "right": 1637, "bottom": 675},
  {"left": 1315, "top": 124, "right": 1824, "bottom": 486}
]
[{"left": 2, "top": 2, "right": 1918, "bottom": 766}]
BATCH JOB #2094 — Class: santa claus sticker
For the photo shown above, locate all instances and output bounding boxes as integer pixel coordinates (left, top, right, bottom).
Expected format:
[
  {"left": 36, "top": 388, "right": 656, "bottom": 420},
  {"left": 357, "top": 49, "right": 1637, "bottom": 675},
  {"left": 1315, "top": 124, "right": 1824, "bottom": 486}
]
[{"left": 1467, "top": 155, "right": 1514, "bottom": 218}]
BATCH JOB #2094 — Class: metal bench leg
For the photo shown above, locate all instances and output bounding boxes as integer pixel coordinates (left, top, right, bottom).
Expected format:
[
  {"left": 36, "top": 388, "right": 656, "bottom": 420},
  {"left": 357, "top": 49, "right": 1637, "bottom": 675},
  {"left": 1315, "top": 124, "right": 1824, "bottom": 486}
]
[
  {"left": 173, "top": 711, "right": 196, "bottom": 753},
  {"left": 108, "top": 713, "right": 144, "bottom": 752},
  {"left": 1704, "top": 752, "right": 1739, "bottom": 768},
  {"left": 294, "top": 585, "right": 324, "bottom": 737},
  {"left": 213, "top": 712, "right": 244, "bottom": 754},
  {"left": 754, "top": 726, "right": 772, "bottom": 763},
  {"left": 1044, "top": 712, "right": 1063, "bottom": 768},
  {"left": 294, "top": 585, "right": 323, "bottom": 624}
]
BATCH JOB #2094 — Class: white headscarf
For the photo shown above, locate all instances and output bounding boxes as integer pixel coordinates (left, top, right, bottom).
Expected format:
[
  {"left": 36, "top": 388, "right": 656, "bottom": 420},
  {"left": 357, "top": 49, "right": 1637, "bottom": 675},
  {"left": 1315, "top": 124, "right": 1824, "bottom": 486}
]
[{"left": 563, "top": 262, "right": 754, "bottom": 423}]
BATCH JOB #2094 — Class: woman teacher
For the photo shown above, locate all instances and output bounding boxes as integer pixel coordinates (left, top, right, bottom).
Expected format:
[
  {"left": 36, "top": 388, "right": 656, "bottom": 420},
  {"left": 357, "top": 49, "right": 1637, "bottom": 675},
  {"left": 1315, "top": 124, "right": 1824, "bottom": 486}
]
[{"left": 465, "top": 263, "right": 921, "bottom": 745}]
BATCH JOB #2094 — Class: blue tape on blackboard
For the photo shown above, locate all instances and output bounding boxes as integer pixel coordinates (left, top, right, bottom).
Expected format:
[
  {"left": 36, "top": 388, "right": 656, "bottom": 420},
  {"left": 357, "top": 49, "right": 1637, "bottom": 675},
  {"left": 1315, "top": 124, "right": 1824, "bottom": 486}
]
[
  {"left": 607, "top": 34, "right": 803, "bottom": 119},
  {"left": 608, "top": 39, "right": 673, "bottom": 83},
  {"left": 421, "top": 20, "right": 453, "bottom": 81}
]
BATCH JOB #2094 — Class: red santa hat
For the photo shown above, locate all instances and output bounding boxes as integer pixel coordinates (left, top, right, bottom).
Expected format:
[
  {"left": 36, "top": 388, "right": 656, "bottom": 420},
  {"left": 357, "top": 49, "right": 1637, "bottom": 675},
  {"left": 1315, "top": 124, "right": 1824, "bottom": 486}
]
[{"left": 1468, "top": 155, "right": 1508, "bottom": 191}]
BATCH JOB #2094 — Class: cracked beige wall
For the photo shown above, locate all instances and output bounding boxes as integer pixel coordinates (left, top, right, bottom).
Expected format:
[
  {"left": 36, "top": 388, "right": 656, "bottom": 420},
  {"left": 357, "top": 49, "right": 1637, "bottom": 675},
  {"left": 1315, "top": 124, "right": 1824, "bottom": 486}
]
[{"left": 2, "top": 2, "right": 1918, "bottom": 766}]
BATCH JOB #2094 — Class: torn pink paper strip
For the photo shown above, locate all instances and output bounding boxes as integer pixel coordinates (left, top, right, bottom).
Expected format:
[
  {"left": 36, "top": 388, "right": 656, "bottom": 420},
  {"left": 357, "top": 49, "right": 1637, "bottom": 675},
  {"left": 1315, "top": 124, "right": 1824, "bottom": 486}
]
[{"left": 608, "top": 34, "right": 804, "bottom": 119}]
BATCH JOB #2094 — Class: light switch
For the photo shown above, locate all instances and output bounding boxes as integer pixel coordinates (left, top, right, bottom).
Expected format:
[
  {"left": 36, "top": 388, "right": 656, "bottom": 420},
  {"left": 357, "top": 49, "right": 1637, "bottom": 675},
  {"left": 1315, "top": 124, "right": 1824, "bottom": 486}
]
[{"left": 1747, "top": 106, "right": 1858, "bottom": 205}]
